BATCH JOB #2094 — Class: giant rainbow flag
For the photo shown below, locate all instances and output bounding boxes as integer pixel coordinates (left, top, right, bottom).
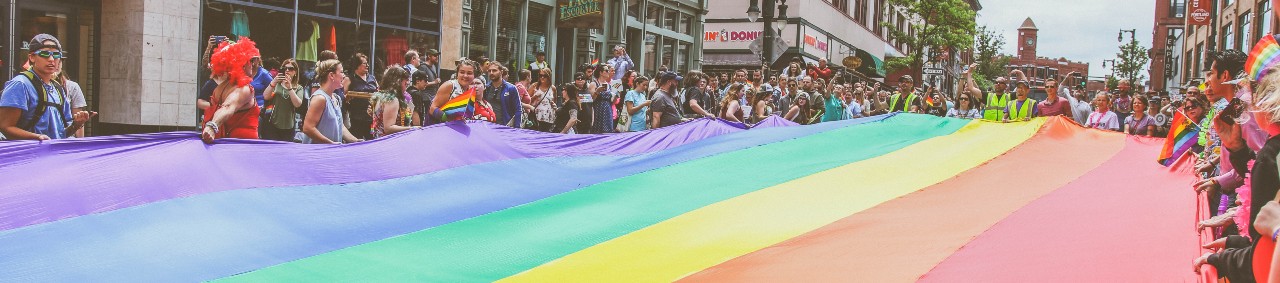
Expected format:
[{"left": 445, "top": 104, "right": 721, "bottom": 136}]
[{"left": 0, "top": 114, "right": 1200, "bottom": 282}]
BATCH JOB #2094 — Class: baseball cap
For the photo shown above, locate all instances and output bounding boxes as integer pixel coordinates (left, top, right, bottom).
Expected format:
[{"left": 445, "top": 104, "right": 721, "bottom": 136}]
[
  {"left": 659, "top": 71, "right": 683, "bottom": 83},
  {"left": 425, "top": 49, "right": 440, "bottom": 56},
  {"left": 26, "top": 34, "right": 61, "bottom": 52},
  {"left": 898, "top": 75, "right": 913, "bottom": 82}
]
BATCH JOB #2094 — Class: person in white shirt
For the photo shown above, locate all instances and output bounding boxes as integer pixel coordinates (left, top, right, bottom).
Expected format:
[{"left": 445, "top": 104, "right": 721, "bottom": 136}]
[{"left": 1085, "top": 91, "right": 1120, "bottom": 131}]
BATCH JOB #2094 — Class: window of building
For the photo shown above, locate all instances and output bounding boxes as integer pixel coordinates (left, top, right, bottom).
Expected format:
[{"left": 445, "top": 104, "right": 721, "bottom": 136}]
[
  {"left": 526, "top": 4, "right": 550, "bottom": 69},
  {"left": 663, "top": 38, "right": 676, "bottom": 70},
  {"left": 1223, "top": 23, "right": 1233, "bottom": 50},
  {"left": 644, "top": 33, "right": 657, "bottom": 74},
  {"left": 832, "top": 0, "right": 848, "bottom": 13},
  {"left": 874, "top": 0, "right": 884, "bottom": 36},
  {"left": 1194, "top": 43, "right": 1203, "bottom": 76},
  {"left": 301, "top": 0, "right": 337, "bottom": 15},
  {"left": 1185, "top": 50, "right": 1193, "bottom": 79},
  {"left": 628, "top": 0, "right": 641, "bottom": 19},
  {"left": 1240, "top": 12, "right": 1252, "bottom": 50},
  {"left": 411, "top": 0, "right": 441, "bottom": 31},
  {"left": 1170, "top": 0, "right": 1186, "bottom": 18},
  {"left": 679, "top": 42, "right": 691, "bottom": 74},
  {"left": 377, "top": 0, "right": 409, "bottom": 26},
  {"left": 647, "top": 4, "right": 661, "bottom": 26},
  {"left": 1264, "top": 1, "right": 1274, "bottom": 35},
  {"left": 467, "top": 0, "right": 490, "bottom": 58},
  {"left": 680, "top": 13, "right": 693, "bottom": 34},
  {"left": 494, "top": 0, "right": 521, "bottom": 66},
  {"left": 664, "top": 8, "right": 677, "bottom": 30}
]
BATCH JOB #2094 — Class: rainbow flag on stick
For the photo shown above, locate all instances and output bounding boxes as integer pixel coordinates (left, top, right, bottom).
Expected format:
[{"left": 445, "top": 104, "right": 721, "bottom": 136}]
[
  {"left": 440, "top": 87, "right": 476, "bottom": 122},
  {"left": 1158, "top": 110, "right": 1200, "bottom": 166}
]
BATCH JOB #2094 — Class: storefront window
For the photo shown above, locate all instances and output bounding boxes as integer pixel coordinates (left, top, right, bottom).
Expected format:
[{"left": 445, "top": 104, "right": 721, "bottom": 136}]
[
  {"left": 495, "top": 0, "right": 521, "bottom": 66},
  {"left": 678, "top": 42, "right": 690, "bottom": 73},
  {"left": 338, "top": 0, "right": 361, "bottom": 20},
  {"left": 301, "top": 0, "right": 337, "bottom": 16},
  {"left": 663, "top": 38, "right": 675, "bottom": 70},
  {"left": 644, "top": 33, "right": 657, "bottom": 75},
  {"left": 411, "top": 0, "right": 441, "bottom": 31},
  {"left": 526, "top": 4, "right": 550, "bottom": 69},
  {"left": 377, "top": 0, "right": 410, "bottom": 26},
  {"left": 467, "top": 0, "right": 491, "bottom": 58}
]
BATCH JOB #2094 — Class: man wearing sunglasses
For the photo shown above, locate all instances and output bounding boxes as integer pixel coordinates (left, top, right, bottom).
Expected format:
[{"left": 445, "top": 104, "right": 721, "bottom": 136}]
[
  {"left": 982, "top": 76, "right": 1011, "bottom": 121},
  {"left": 0, "top": 34, "right": 95, "bottom": 140}
]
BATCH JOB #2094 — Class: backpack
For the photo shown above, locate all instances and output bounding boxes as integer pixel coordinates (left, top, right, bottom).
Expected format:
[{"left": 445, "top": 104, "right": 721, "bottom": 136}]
[{"left": 7, "top": 70, "right": 66, "bottom": 132}]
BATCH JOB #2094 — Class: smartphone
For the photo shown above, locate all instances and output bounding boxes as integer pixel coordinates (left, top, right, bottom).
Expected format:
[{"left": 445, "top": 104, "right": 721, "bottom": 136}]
[{"left": 1217, "top": 98, "right": 1246, "bottom": 125}]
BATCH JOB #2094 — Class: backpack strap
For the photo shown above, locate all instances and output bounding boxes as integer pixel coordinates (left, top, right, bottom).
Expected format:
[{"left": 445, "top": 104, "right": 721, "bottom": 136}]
[{"left": 17, "top": 70, "right": 56, "bottom": 131}]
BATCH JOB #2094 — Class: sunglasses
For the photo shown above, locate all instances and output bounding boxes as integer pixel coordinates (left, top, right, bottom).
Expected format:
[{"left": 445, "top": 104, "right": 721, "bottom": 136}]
[
  {"left": 283, "top": 67, "right": 297, "bottom": 71},
  {"left": 32, "top": 50, "right": 64, "bottom": 59}
]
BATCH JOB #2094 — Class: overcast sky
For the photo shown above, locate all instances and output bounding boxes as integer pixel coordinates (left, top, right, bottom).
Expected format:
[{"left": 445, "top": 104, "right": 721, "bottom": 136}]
[{"left": 974, "top": 0, "right": 1156, "bottom": 78}]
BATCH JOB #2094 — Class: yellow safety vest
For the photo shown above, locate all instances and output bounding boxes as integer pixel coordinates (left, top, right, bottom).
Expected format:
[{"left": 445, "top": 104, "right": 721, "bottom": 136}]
[
  {"left": 1007, "top": 98, "right": 1037, "bottom": 120},
  {"left": 984, "top": 92, "right": 1011, "bottom": 120},
  {"left": 890, "top": 93, "right": 918, "bottom": 112}
]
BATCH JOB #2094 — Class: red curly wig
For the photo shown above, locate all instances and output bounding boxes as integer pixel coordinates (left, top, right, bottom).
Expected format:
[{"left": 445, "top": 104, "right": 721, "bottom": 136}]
[{"left": 209, "top": 37, "right": 260, "bottom": 87}]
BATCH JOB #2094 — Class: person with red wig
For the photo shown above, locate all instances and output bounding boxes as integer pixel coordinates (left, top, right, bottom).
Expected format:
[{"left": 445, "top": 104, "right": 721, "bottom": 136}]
[{"left": 201, "top": 37, "right": 262, "bottom": 143}]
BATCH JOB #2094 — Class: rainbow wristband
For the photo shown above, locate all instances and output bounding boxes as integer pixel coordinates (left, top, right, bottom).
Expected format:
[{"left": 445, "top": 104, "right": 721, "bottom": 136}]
[{"left": 1273, "top": 227, "right": 1280, "bottom": 242}]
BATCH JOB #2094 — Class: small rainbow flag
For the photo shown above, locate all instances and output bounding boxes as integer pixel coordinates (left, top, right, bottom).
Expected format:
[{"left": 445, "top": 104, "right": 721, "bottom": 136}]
[
  {"left": 1158, "top": 110, "right": 1200, "bottom": 166},
  {"left": 1245, "top": 34, "right": 1280, "bottom": 82},
  {"left": 440, "top": 87, "right": 475, "bottom": 121}
]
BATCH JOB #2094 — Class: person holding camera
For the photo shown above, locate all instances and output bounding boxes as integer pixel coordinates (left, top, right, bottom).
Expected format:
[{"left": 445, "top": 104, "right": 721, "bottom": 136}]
[{"left": 261, "top": 59, "right": 305, "bottom": 141}]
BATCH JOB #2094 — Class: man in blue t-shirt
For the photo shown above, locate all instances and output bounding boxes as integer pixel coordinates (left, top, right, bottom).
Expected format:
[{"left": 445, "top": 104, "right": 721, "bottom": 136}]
[{"left": 0, "top": 34, "right": 95, "bottom": 140}]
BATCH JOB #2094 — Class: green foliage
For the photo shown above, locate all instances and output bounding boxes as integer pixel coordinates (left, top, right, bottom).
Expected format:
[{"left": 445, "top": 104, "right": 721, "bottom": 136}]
[
  {"left": 1115, "top": 38, "right": 1149, "bottom": 91},
  {"left": 973, "top": 25, "right": 1010, "bottom": 89},
  {"left": 880, "top": 0, "right": 978, "bottom": 76}
]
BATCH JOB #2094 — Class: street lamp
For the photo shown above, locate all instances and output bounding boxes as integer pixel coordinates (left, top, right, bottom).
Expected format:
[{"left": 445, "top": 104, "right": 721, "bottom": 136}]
[
  {"left": 1118, "top": 29, "right": 1136, "bottom": 42},
  {"left": 746, "top": 0, "right": 788, "bottom": 78}
]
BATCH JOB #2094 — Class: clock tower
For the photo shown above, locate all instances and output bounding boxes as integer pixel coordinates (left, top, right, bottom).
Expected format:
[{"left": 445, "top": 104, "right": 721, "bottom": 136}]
[{"left": 1017, "top": 17, "right": 1038, "bottom": 60}]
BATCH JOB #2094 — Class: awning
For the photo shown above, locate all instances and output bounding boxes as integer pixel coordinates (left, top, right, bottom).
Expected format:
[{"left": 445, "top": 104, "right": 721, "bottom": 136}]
[{"left": 839, "top": 48, "right": 885, "bottom": 78}]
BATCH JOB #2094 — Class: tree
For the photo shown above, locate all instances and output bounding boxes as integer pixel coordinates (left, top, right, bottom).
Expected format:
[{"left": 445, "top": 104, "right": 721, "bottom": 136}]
[
  {"left": 972, "top": 24, "right": 1010, "bottom": 90},
  {"left": 1115, "top": 38, "right": 1149, "bottom": 92},
  {"left": 880, "top": 0, "right": 978, "bottom": 79}
]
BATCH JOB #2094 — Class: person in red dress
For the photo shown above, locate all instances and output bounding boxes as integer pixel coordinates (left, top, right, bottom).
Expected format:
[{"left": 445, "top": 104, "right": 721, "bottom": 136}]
[{"left": 201, "top": 38, "right": 262, "bottom": 143}]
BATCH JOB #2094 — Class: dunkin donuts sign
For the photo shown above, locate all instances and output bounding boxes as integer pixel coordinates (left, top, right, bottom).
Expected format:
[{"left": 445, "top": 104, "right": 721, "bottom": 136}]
[{"left": 705, "top": 30, "right": 764, "bottom": 42}]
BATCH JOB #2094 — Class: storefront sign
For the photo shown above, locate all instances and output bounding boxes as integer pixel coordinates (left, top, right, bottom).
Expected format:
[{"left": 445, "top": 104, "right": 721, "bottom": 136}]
[
  {"left": 702, "top": 22, "right": 798, "bottom": 51},
  {"left": 1187, "top": 0, "right": 1210, "bottom": 26},
  {"left": 705, "top": 30, "right": 764, "bottom": 42},
  {"left": 557, "top": 0, "right": 603, "bottom": 29},
  {"left": 801, "top": 26, "right": 829, "bottom": 60}
]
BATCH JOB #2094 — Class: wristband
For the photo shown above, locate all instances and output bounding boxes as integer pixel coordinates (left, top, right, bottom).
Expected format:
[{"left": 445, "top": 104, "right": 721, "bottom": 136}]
[{"left": 1273, "top": 227, "right": 1280, "bottom": 242}]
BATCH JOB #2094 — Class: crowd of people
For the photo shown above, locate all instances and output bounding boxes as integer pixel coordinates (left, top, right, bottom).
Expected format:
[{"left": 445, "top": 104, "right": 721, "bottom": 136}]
[
  {"left": 0, "top": 33, "right": 1194, "bottom": 143},
  {"left": 1175, "top": 48, "right": 1280, "bottom": 283}
]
